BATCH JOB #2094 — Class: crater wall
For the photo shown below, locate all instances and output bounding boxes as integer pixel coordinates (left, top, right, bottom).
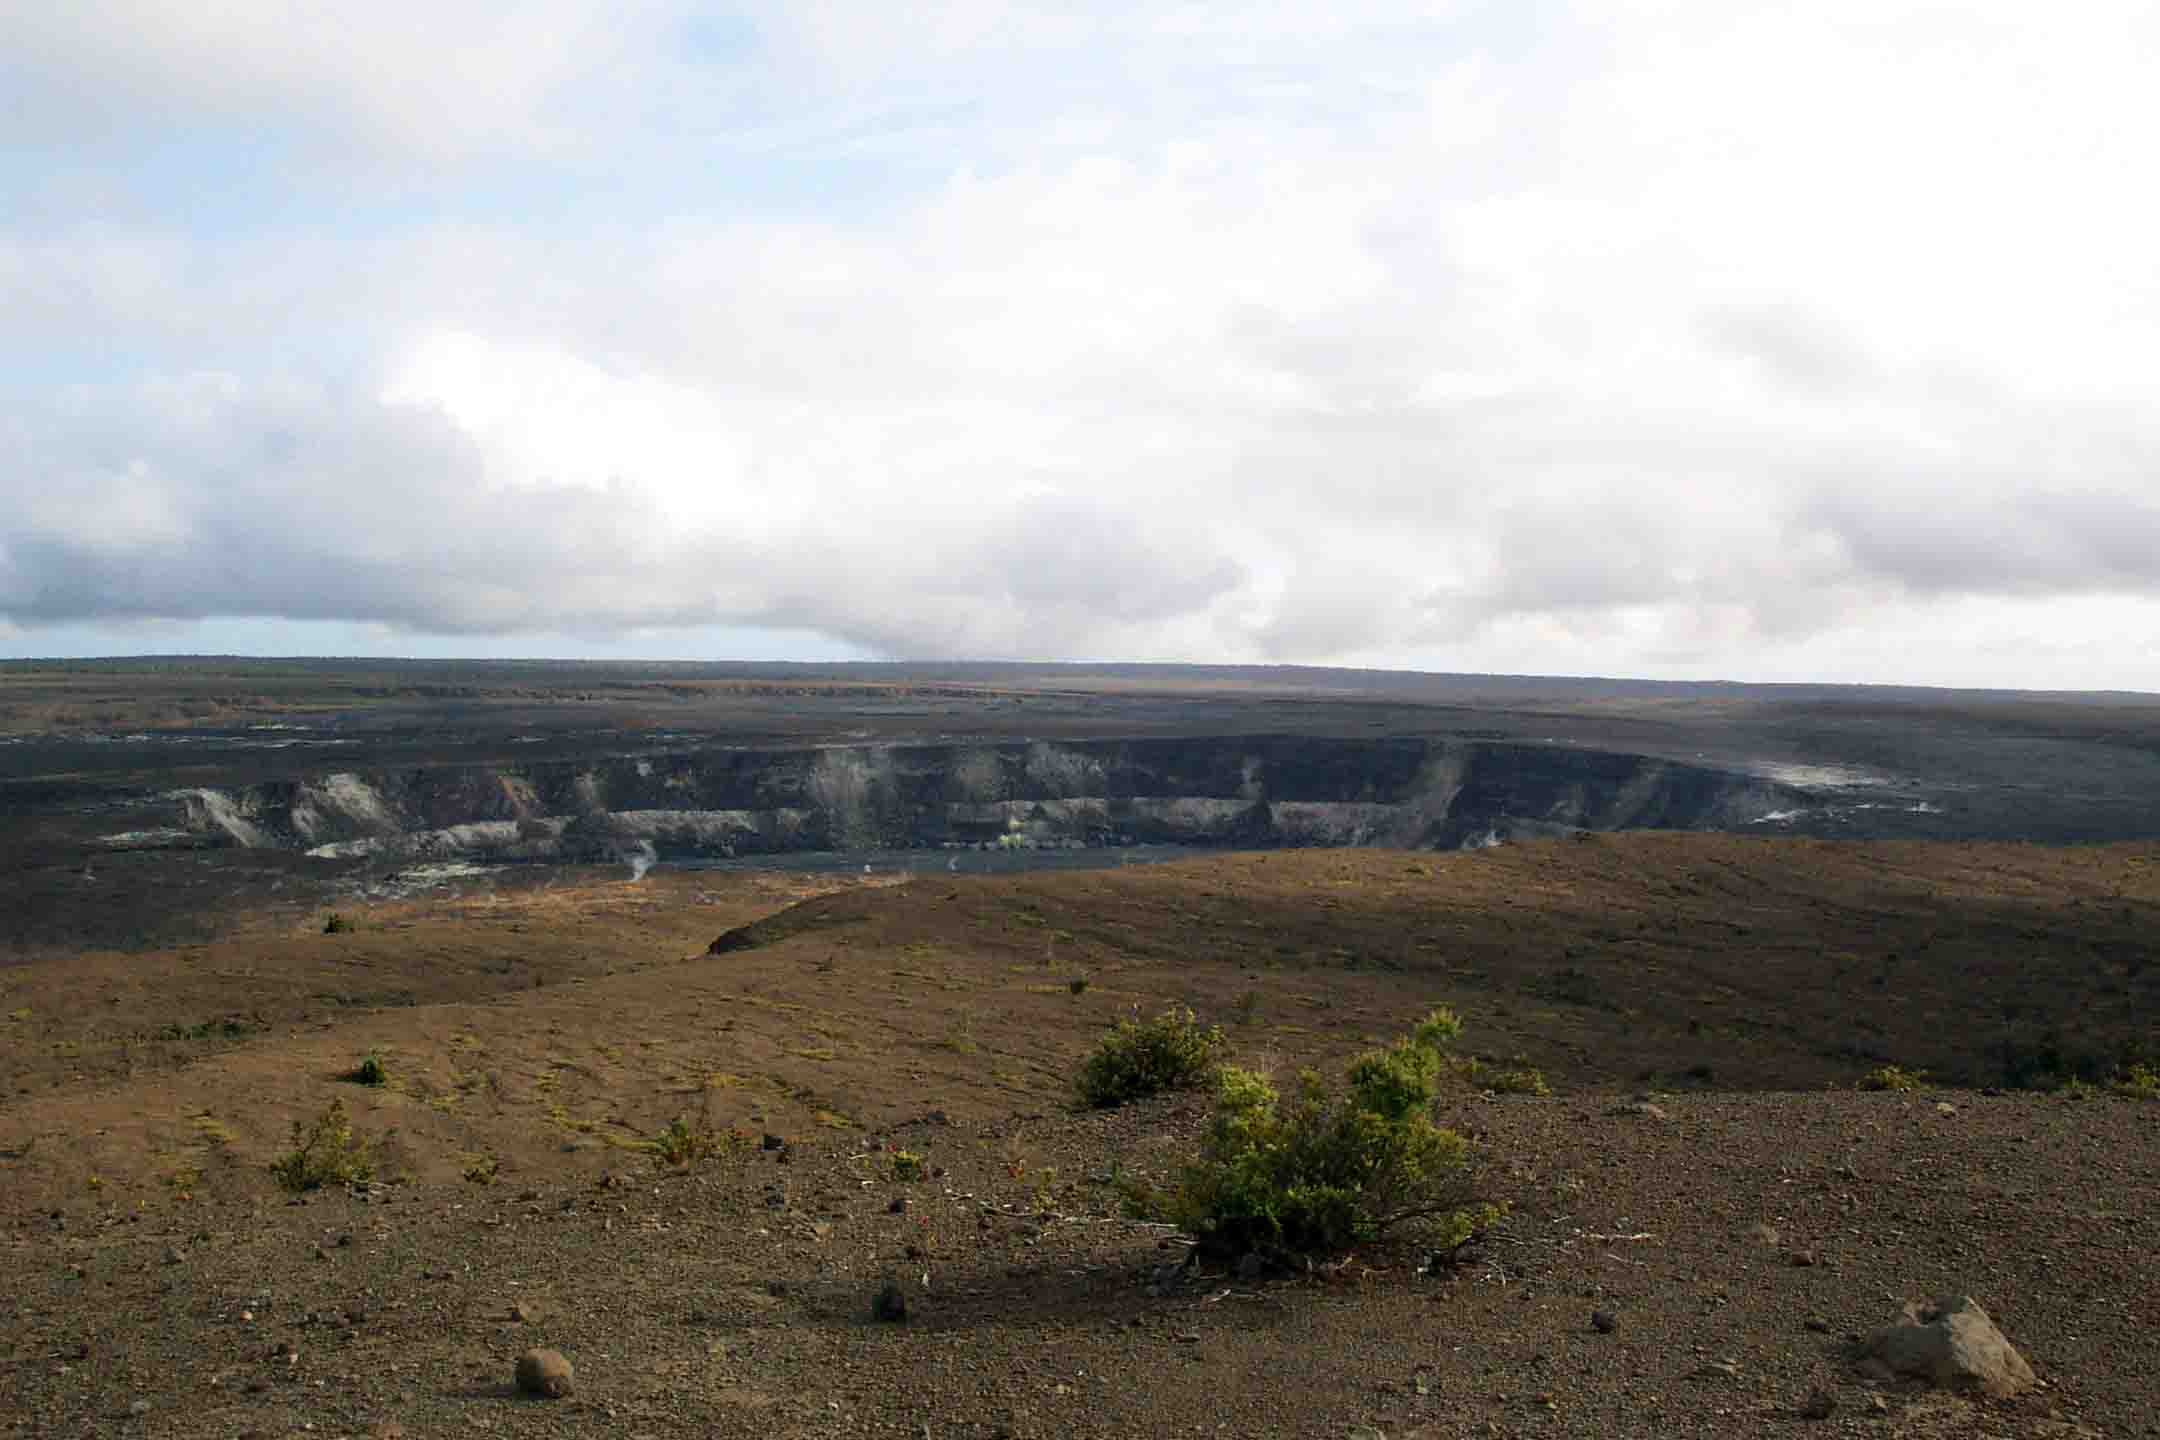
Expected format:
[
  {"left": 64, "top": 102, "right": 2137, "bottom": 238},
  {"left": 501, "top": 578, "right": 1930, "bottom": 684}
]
[{"left": 117, "top": 736, "right": 1809, "bottom": 863}]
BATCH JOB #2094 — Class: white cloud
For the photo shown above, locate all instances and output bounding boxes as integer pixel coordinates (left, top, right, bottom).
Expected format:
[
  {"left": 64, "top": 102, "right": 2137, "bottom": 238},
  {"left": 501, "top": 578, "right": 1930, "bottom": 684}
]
[
  {"left": 0, "top": 1, "right": 686, "bottom": 159},
  {"left": 4, "top": 1, "right": 2160, "bottom": 685}
]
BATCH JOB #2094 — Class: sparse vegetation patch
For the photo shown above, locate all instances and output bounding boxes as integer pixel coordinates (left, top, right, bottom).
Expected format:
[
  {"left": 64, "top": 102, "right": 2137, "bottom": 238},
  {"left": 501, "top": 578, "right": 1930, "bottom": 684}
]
[
  {"left": 2110, "top": 1062, "right": 2159, "bottom": 1099},
  {"left": 649, "top": 1111, "right": 747, "bottom": 1168},
  {"left": 1474, "top": 1057, "right": 1552, "bottom": 1096},
  {"left": 269, "top": 1099, "right": 374, "bottom": 1192},
  {"left": 1858, "top": 1064, "right": 1930, "bottom": 1092}
]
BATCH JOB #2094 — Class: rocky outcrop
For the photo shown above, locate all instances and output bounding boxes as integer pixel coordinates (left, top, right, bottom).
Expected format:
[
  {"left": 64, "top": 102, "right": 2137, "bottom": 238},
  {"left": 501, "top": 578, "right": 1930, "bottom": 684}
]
[{"left": 121, "top": 736, "right": 1812, "bottom": 863}]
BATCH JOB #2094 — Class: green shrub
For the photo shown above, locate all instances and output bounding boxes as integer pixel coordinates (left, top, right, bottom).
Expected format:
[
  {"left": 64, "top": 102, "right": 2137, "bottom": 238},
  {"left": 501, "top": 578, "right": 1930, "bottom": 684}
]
[
  {"left": 1068, "top": 976, "right": 1090, "bottom": 995},
  {"left": 1478, "top": 1060, "right": 1551, "bottom": 1096},
  {"left": 892, "top": 1149, "right": 927, "bottom": 1182},
  {"left": 1994, "top": 1031, "right": 2146, "bottom": 1092},
  {"left": 2111, "top": 1062, "right": 2159, "bottom": 1099},
  {"left": 322, "top": 912, "right": 352, "bottom": 935},
  {"left": 648, "top": 1112, "right": 745, "bottom": 1169},
  {"left": 269, "top": 1099, "right": 374, "bottom": 1192},
  {"left": 341, "top": 1053, "right": 388, "bottom": 1086},
  {"left": 1148, "top": 1008, "right": 1501, "bottom": 1259},
  {"left": 461, "top": 1154, "right": 501, "bottom": 1185},
  {"left": 1075, "top": 1007, "right": 1226, "bottom": 1108},
  {"left": 1858, "top": 1065, "right": 1929, "bottom": 1092}
]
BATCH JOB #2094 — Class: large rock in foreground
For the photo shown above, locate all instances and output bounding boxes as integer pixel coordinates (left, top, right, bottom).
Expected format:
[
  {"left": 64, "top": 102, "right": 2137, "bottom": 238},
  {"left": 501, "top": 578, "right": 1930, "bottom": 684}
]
[
  {"left": 1860, "top": 1295, "right": 2035, "bottom": 1398},
  {"left": 514, "top": 1348, "right": 574, "bottom": 1398}
]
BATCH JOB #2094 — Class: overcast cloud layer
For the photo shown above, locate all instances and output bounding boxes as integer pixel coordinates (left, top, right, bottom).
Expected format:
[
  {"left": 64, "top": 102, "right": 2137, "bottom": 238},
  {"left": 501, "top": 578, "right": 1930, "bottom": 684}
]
[{"left": 4, "top": 2, "right": 2159, "bottom": 688}]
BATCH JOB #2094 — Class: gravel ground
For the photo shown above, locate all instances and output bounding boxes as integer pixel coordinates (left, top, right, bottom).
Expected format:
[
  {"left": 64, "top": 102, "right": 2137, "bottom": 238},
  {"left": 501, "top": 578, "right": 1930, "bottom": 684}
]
[{"left": 5, "top": 1087, "right": 2154, "bottom": 1440}]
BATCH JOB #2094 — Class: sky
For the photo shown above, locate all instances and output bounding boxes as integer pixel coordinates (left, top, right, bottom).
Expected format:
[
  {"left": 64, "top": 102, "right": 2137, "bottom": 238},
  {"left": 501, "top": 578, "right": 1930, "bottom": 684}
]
[{"left": 3, "top": 2, "right": 2158, "bottom": 690}]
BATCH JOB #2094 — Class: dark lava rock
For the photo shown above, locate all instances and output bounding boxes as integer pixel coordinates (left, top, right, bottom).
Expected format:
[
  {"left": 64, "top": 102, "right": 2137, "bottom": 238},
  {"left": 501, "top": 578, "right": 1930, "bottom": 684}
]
[
  {"left": 871, "top": 1281, "right": 908, "bottom": 1323},
  {"left": 708, "top": 926, "right": 760, "bottom": 955}
]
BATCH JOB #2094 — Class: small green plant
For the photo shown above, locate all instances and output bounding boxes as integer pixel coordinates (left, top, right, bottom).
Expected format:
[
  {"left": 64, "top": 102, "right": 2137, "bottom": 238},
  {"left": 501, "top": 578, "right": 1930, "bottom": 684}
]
[
  {"left": 341, "top": 1053, "right": 388, "bottom": 1086},
  {"left": 2110, "top": 1062, "right": 2159, "bottom": 1099},
  {"left": 648, "top": 1110, "right": 746, "bottom": 1169},
  {"left": 1858, "top": 1065, "right": 1929, "bottom": 1092},
  {"left": 323, "top": 912, "right": 352, "bottom": 935},
  {"left": 1232, "top": 989, "right": 1260, "bottom": 1025},
  {"left": 891, "top": 1149, "right": 927, "bottom": 1182},
  {"left": 1479, "top": 1060, "right": 1552, "bottom": 1096},
  {"left": 462, "top": 1154, "right": 501, "bottom": 1185},
  {"left": 1993, "top": 1031, "right": 2125, "bottom": 1092},
  {"left": 269, "top": 1099, "right": 375, "bottom": 1192},
  {"left": 1068, "top": 976, "right": 1090, "bottom": 995},
  {"left": 1141, "top": 1008, "right": 1501, "bottom": 1259},
  {"left": 1075, "top": 1007, "right": 1227, "bottom": 1109}
]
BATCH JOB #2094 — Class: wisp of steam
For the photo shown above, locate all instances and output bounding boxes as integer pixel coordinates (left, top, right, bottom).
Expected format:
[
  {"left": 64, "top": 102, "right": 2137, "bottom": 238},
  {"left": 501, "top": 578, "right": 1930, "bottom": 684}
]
[{"left": 624, "top": 839, "right": 657, "bottom": 882}]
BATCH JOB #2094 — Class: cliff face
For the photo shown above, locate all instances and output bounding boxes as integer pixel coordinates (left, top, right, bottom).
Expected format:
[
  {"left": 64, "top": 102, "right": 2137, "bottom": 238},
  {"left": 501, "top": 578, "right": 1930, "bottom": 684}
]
[{"left": 138, "top": 736, "right": 1807, "bottom": 862}]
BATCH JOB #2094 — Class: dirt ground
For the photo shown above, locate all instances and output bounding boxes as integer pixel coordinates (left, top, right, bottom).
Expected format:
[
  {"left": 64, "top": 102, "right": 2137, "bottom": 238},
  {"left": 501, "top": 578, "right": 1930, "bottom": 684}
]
[{"left": 2, "top": 837, "right": 2157, "bottom": 1436}]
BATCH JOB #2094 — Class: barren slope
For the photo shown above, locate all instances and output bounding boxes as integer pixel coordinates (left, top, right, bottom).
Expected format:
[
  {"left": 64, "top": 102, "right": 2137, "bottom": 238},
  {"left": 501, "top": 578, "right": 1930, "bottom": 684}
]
[{"left": 2, "top": 837, "right": 2157, "bottom": 1436}]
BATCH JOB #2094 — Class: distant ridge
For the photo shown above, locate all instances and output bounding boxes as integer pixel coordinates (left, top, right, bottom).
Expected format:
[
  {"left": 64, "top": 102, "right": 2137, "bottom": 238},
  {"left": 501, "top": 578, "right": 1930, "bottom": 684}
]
[{"left": 6, "top": 655, "right": 2154, "bottom": 705}]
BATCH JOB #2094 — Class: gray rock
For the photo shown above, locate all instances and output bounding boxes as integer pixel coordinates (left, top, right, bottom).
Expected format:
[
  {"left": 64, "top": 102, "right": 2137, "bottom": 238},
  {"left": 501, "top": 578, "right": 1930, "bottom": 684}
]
[
  {"left": 1800, "top": 1387, "right": 1836, "bottom": 1420},
  {"left": 1235, "top": 1253, "right": 1265, "bottom": 1282},
  {"left": 1590, "top": 1310, "right": 1616, "bottom": 1334},
  {"left": 1859, "top": 1295, "right": 2034, "bottom": 1398},
  {"left": 514, "top": 1348, "right": 573, "bottom": 1398}
]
